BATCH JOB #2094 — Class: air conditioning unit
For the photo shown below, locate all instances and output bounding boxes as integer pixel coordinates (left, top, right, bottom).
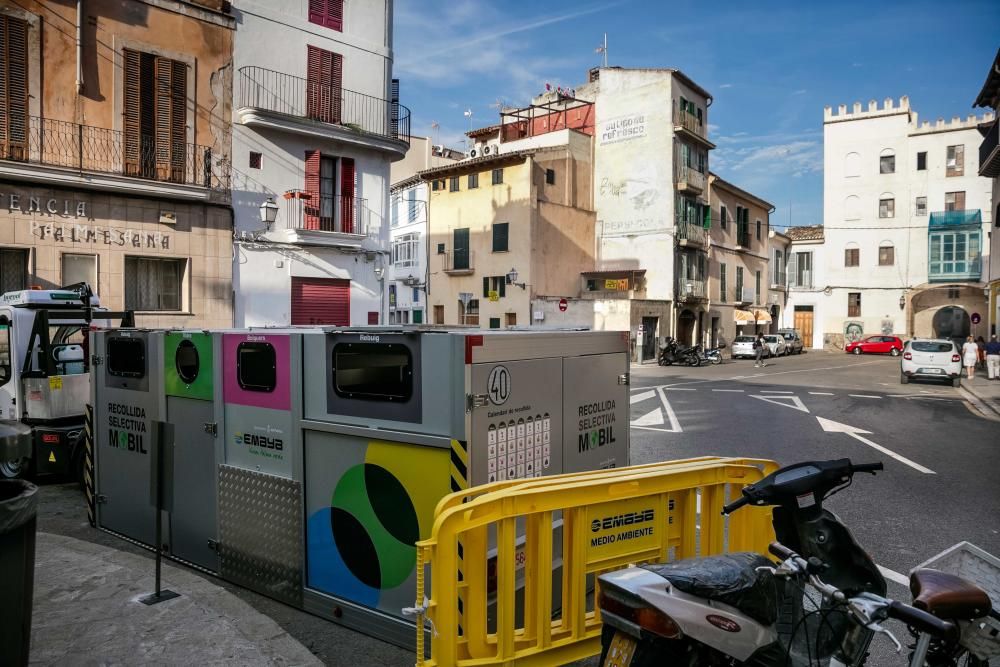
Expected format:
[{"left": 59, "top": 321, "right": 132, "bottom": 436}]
[
  {"left": 482, "top": 145, "right": 491, "bottom": 155},
  {"left": 740, "top": 287, "right": 755, "bottom": 303},
  {"left": 768, "top": 294, "right": 780, "bottom": 305},
  {"left": 402, "top": 275, "right": 419, "bottom": 287},
  {"left": 469, "top": 149, "right": 477, "bottom": 158}
]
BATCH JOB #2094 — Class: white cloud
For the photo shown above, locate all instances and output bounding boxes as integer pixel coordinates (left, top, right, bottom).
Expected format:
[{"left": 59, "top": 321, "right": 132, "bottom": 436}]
[
  {"left": 722, "top": 140, "right": 822, "bottom": 179},
  {"left": 792, "top": 88, "right": 807, "bottom": 95},
  {"left": 718, "top": 83, "right": 733, "bottom": 89}
]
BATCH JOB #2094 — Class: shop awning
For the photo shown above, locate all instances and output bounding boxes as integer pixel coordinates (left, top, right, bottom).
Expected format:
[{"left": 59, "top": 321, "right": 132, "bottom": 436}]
[{"left": 734, "top": 309, "right": 772, "bottom": 325}]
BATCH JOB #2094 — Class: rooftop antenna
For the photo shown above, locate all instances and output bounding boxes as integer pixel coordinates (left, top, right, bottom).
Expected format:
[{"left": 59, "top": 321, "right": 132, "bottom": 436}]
[
  {"left": 595, "top": 33, "right": 608, "bottom": 68},
  {"left": 430, "top": 120, "right": 440, "bottom": 146}
]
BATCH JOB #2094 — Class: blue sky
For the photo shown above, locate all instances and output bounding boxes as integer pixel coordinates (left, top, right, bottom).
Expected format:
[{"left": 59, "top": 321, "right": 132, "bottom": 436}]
[{"left": 394, "top": 0, "right": 999, "bottom": 228}]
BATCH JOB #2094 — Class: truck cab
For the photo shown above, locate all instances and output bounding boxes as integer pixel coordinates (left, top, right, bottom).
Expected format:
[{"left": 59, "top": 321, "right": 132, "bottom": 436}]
[{"left": 0, "top": 286, "right": 131, "bottom": 480}]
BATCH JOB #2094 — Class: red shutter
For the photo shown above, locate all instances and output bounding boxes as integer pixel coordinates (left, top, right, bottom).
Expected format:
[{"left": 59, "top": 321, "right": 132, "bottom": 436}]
[
  {"left": 290, "top": 277, "right": 350, "bottom": 325},
  {"left": 340, "top": 157, "right": 355, "bottom": 233},
  {"left": 306, "top": 45, "right": 341, "bottom": 124},
  {"left": 308, "top": 0, "right": 327, "bottom": 26},
  {"left": 304, "top": 150, "right": 321, "bottom": 230},
  {"left": 328, "top": 0, "right": 344, "bottom": 31}
]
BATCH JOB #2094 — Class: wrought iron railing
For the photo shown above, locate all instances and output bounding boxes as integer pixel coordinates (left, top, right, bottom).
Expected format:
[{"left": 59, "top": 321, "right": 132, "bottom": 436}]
[
  {"left": 788, "top": 270, "right": 813, "bottom": 289},
  {"left": 443, "top": 249, "right": 474, "bottom": 273},
  {"left": 675, "top": 217, "right": 708, "bottom": 245},
  {"left": 0, "top": 115, "right": 230, "bottom": 195},
  {"left": 237, "top": 66, "right": 411, "bottom": 145},
  {"left": 672, "top": 104, "right": 707, "bottom": 138},
  {"left": 675, "top": 164, "right": 705, "bottom": 191},
  {"left": 979, "top": 120, "right": 999, "bottom": 177},
  {"left": 281, "top": 189, "right": 373, "bottom": 236},
  {"left": 677, "top": 279, "right": 707, "bottom": 299}
]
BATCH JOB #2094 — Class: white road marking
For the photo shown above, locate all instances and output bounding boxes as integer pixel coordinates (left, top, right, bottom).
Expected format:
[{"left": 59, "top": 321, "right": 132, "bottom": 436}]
[
  {"left": 761, "top": 390, "right": 793, "bottom": 394},
  {"left": 750, "top": 395, "right": 810, "bottom": 413},
  {"left": 815, "top": 417, "right": 935, "bottom": 474},
  {"left": 657, "top": 387, "right": 682, "bottom": 432},
  {"left": 632, "top": 407, "right": 664, "bottom": 426},
  {"left": 713, "top": 389, "right": 745, "bottom": 392},
  {"left": 878, "top": 565, "right": 910, "bottom": 586},
  {"left": 630, "top": 390, "right": 656, "bottom": 404},
  {"left": 663, "top": 388, "right": 696, "bottom": 391},
  {"left": 809, "top": 392, "right": 835, "bottom": 395},
  {"left": 662, "top": 359, "right": 885, "bottom": 388},
  {"left": 849, "top": 394, "right": 882, "bottom": 399}
]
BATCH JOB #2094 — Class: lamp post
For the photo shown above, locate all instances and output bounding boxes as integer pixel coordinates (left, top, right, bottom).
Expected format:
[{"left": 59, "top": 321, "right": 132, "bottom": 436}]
[
  {"left": 506, "top": 267, "right": 526, "bottom": 290},
  {"left": 259, "top": 197, "right": 279, "bottom": 230}
]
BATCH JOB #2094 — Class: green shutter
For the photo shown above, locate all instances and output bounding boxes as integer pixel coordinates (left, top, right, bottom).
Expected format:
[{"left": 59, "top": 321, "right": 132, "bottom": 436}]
[
  {"left": 703, "top": 204, "right": 711, "bottom": 229},
  {"left": 499, "top": 278, "right": 506, "bottom": 298},
  {"left": 483, "top": 277, "right": 490, "bottom": 297}
]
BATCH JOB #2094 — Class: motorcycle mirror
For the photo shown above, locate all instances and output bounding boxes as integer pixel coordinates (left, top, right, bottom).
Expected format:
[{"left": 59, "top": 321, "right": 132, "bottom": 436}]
[{"left": 718, "top": 343, "right": 727, "bottom": 348}]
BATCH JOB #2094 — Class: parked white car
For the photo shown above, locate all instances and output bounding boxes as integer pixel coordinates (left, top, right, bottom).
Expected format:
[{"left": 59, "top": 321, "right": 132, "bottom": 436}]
[
  {"left": 763, "top": 335, "right": 787, "bottom": 357},
  {"left": 900, "top": 338, "right": 962, "bottom": 387},
  {"left": 731, "top": 335, "right": 763, "bottom": 359}
]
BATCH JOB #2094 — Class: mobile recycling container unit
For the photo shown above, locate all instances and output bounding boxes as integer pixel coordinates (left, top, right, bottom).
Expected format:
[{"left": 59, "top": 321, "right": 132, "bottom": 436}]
[{"left": 93, "top": 326, "right": 629, "bottom": 647}]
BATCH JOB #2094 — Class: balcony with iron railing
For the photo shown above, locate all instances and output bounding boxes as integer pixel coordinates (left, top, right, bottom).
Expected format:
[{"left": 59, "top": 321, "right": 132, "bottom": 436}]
[
  {"left": 675, "top": 164, "right": 705, "bottom": 194},
  {"left": 733, "top": 286, "right": 755, "bottom": 304},
  {"left": 788, "top": 270, "right": 813, "bottom": 290},
  {"left": 677, "top": 278, "right": 707, "bottom": 301},
  {"left": 980, "top": 120, "right": 1000, "bottom": 177},
  {"left": 442, "top": 249, "right": 475, "bottom": 275},
  {"left": 0, "top": 115, "right": 230, "bottom": 200},
  {"left": 271, "top": 189, "right": 376, "bottom": 247},
  {"left": 237, "top": 66, "right": 410, "bottom": 155},
  {"left": 671, "top": 103, "right": 716, "bottom": 149},
  {"left": 675, "top": 217, "right": 708, "bottom": 248}
]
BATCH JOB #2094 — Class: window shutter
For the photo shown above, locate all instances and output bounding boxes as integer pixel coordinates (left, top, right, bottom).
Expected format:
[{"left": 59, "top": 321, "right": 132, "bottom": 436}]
[
  {"left": 0, "top": 16, "right": 29, "bottom": 159},
  {"left": 306, "top": 46, "right": 342, "bottom": 124},
  {"left": 483, "top": 277, "right": 490, "bottom": 298},
  {"left": 328, "top": 0, "right": 344, "bottom": 31},
  {"left": 152, "top": 57, "right": 187, "bottom": 183},
  {"left": 123, "top": 49, "right": 142, "bottom": 176},
  {"left": 331, "top": 51, "right": 343, "bottom": 123},
  {"left": 304, "top": 150, "right": 321, "bottom": 230},
  {"left": 340, "top": 157, "right": 355, "bottom": 233},
  {"left": 499, "top": 278, "right": 505, "bottom": 298},
  {"left": 308, "top": 0, "right": 327, "bottom": 26},
  {"left": 787, "top": 252, "right": 797, "bottom": 286},
  {"left": 169, "top": 60, "right": 187, "bottom": 181}
]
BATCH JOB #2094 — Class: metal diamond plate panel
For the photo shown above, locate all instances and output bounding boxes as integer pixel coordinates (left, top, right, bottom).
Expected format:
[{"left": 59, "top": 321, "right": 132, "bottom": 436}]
[{"left": 218, "top": 465, "right": 303, "bottom": 606}]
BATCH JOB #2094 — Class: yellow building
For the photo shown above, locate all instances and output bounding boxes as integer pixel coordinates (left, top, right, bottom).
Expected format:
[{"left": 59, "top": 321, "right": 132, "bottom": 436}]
[{"left": 421, "top": 134, "right": 595, "bottom": 328}]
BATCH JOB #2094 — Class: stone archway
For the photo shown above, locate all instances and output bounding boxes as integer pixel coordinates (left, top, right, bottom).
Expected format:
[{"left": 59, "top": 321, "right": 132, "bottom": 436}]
[
  {"left": 677, "top": 309, "right": 697, "bottom": 346},
  {"left": 932, "top": 306, "right": 970, "bottom": 343}
]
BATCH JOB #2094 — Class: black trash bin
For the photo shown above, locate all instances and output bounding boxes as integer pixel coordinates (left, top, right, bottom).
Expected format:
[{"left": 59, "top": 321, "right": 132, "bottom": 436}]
[{"left": 0, "top": 479, "right": 38, "bottom": 667}]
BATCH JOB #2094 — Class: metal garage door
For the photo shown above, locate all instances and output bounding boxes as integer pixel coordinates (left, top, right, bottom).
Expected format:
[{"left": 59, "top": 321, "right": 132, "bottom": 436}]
[{"left": 291, "top": 277, "right": 350, "bottom": 325}]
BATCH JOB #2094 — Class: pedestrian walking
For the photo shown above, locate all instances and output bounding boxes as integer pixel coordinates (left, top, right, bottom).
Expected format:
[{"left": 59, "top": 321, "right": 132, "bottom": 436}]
[
  {"left": 986, "top": 334, "right": 1000, "bottom": 381},
  {"left": 754, "top": 333, "right": 766, "bottom": 368},
  {"left": 961, "top": 336, "right": 979, "bottom": 380},
  {"left": 975, "top": 335, "right": 986, "bottom": 369}
]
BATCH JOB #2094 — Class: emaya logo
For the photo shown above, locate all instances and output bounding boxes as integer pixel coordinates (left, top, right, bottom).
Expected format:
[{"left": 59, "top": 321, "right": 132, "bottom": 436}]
[{"left": 234, "top": 432, "right": 284, "bottom": 451}]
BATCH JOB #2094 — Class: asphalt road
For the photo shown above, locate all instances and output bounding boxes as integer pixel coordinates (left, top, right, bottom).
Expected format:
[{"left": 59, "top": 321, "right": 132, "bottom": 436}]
[{"left": 34, "top": 350, "right": 999, "bottom": 666}]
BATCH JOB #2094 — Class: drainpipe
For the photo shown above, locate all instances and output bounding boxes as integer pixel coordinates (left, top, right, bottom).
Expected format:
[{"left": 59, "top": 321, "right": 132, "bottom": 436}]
[{"left": 75, "top": 0, "right": 84, "bottom": 93}]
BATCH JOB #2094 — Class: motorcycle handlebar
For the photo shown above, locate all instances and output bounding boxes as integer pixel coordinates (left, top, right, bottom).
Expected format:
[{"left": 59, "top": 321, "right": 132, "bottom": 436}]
[
  {"left": 887, "top": 600, "right": 958, "bottom": 641},
  {"left": 851, "top": 462, "right": 884, "bottom": 474},
  {"left": 721, "top": 496, "right": 750, "bottom": 515},
  {"left": 768, "top": 541, "right": 796, "bottom": 561}
]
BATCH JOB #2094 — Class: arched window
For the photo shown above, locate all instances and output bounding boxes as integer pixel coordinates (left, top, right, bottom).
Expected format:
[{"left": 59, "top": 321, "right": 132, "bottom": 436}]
[
  {"left": 878, "top": 241, "right": 894, "bottom": 266},
  {"left": 879, "top": 149, "right": 895, "bottom": 174},
  {"left": 845, "top": 195, "right": 860, "bottom": 220},
  {"left": 878, "top": 193, "right": 895, "bottom": 219},
  {"left": 844, "top": 242, "right": 860, "bottom": 267},
  {"left": 845, "top": 152, "right": 861, "bottom": 178}
]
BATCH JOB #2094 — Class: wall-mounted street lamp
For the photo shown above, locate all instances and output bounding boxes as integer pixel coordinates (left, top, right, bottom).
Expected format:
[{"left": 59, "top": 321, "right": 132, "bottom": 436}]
[
  {"left": 506, "top": 267, "right": 527, "bottom": 290},
  {"left": 259, "top": 197, "right": 279, "bottom": 230},
  {"left": 898, "top": 294, "right": 906, "bottom": 310}
]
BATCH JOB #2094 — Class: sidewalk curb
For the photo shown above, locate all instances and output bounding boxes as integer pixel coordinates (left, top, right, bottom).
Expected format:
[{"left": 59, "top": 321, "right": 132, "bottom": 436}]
[{"left": 958, "top": 385, "right": 1000, "bottom": 421}]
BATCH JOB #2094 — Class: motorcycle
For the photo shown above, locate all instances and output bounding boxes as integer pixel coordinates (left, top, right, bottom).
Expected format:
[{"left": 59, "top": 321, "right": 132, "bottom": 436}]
[
  {"left": 658, "top": 338, "right": 701, "bottom": 367},
  {"left": 699, "top": 343, "right": 726, "bottom": 365},
  {"left": 597, "top": 459, "right": 998, "bottom": 666}
]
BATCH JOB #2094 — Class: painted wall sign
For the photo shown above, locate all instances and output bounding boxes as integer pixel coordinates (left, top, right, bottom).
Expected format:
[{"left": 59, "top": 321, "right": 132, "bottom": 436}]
[
  {"left": 600, "top": 113, "right": 646, "bottom": 145},
  {"left": 605, "top": 278, "right": 629, "bottom": 291},
  {"left": 5, "top": 193, "right": 89, "bottom": 218},
  {"left": 30, "top": 221, "right": 170, "bottom": 248}
]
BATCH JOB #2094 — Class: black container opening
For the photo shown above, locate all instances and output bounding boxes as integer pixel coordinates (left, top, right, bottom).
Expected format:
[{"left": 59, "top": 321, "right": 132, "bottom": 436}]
[
  {"left": 175, "top": 339, "right": 200, "bottom": 385},
  {"left": 333, "top": 343, "right": 412, "bottom": 401},
  {"left": 107, "top": 337, "right": 146, "bottom": 378},
  {"left": 237, "top": 342, "right": 276, "bottom": 392}
]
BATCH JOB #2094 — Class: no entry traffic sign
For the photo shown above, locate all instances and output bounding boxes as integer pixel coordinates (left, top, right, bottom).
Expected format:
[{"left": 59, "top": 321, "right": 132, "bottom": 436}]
[{"left": 558, "top": 298, "right": 568, "bottom": 312}]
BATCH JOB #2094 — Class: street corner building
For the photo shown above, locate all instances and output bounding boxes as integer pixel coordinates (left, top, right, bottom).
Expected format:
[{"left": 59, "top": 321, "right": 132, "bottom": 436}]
[
  {"left": 0, "top": 0, "right": 235, "bottom": 328},
  {"left": 229, "top": 0, "right": 410, "bottom": 327}
]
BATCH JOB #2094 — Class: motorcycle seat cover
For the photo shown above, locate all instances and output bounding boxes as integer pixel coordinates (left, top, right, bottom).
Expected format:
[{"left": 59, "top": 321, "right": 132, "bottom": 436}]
[
  {"left": 909, "top": 568, "right": 992, "bottom": 620},
  {"left": 642, "top": 552, "right": 778, "bottom": 626}
]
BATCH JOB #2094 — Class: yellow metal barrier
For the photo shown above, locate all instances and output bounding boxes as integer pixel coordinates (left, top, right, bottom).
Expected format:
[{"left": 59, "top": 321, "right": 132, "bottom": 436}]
[{"left": 415, "top": 458, "right": 779, "bottom": 667}]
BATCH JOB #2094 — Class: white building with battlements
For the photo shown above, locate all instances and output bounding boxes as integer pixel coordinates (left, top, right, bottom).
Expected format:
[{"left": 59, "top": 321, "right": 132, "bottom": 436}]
[{"left": 821, "top": 96, "right": 994, "bottom": 347}]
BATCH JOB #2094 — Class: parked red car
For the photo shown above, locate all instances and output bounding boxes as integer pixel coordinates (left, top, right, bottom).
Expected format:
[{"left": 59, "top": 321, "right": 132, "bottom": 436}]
[{"left": 845, "top": 335, "right": 904, "bottom": 356}]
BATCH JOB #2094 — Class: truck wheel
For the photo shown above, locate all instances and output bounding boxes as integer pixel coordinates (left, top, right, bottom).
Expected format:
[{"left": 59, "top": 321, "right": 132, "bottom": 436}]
[{"left": 0, "top": 457, "right": 27, "bottom": 480}]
